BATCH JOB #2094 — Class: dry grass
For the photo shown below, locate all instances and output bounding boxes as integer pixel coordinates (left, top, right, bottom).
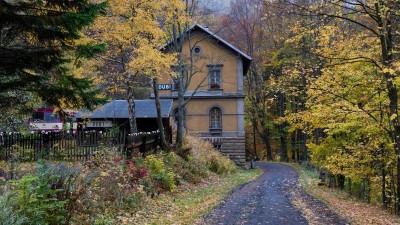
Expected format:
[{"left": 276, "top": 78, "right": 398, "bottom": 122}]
[
  {"left": 0, "top": 161, "right": 37, "bottom": 181},
  {"left": 185, "top": 136, "right": 237, "bottom": 174},
  {"left": 292, "top": 163, "right": 400, "bottom": 225}
]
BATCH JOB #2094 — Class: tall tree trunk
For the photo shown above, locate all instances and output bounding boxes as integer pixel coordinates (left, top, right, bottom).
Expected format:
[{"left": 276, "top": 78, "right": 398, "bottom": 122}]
[
  {"left": 252, "top": 118, "right": 258, "bottom": 159},
  {"left": 176, "top": 63, "right": 185, "bottom": 149},
  {"left": 263, "top": 128, "right": 273, "bottom": 161},
  {"left": 278, "top": 91, "right": 287, "bottom": 162},
  {"left": 127, "top": 83, "right": 137, "bottom": 134},
  {"left": 365, "top": 178, "right": 371, "bottom": 203},
  {"left": 302, "top": 132, "right": 308, "bottom": 161},
  {"left": 257, "top": 120, "right": 273, "bottom": 161},
  {"left": 123, "top": 52, "right": 137, "bottom": 134},
  {"left": 348, "top": 178, "right": 352, "bottom": 195},
  {"left": 153, "top": 78, "right": 170, "bottom": 151},
  {"left": 172, "top": 23, "right": 186, "bottom": 149},
  {"left": 382, "top": 46, "right": 400, "bottom": 211},
  {"left": 387, "top": 81, "right": 400, "bottom": 212},
  {"left": 280, "top": 132, "right": 287, "bottom": 162},
  {"left": 386, "top": 84, "right": 400, "bottom": 213},
  {"left": 390, "top": 167, "right": 395, "bottom": 209},
  {"left": 292, "top": 131, "right": 298, "bottom": 162},
  {"left": 374, "top": 3, "right": 399, "bottom": 212},
  {"left": 382, "top": 160, "right": 387, "bottom": 208},
  {"left": 176, "top": 86, "right": 185, "bottom": 148},
  {"left": 338, "top": 174, "right": 345, "bottom": 190}
]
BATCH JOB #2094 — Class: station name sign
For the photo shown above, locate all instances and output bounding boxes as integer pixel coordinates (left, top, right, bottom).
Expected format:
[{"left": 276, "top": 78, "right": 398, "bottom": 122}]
[
  {"left": 87, "top": 120, "right": 113, "bottom": 128},
  {"left": 157, "top": 84, "right": 172, "bottom": 90}
]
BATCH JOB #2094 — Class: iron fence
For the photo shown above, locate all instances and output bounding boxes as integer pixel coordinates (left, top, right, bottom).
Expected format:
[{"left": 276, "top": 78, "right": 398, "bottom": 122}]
[{"left": 0, "top": 130, "right": 160, "bottom": 161}]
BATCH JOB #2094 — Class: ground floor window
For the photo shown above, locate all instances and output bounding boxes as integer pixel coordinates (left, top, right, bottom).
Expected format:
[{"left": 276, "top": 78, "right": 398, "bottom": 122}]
[{"left": 209, "top": 107, "right": 222, "bottom": 129}]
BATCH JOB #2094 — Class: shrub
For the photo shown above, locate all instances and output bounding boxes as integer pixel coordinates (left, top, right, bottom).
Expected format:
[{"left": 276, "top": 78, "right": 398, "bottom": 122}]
[
  {"left": 144, "top": 155, "right": 176, "bottom": 192},
  {"left": 184, "top": 136, "right": 237, "bottom": 175},
  {"left": 1, "top": 160, "right": 99, "bottom": 225},
  {"left": 83, "top": 156, "right": 144, "bottom": 210},
  {"left": 125, "top": 184, "right": 146, "bottom": 209},
  {"left": 93, "top": 215, "right": 115, "bottom": 225},
  {"left": 69, "top": 155, "right": 150, "bottom": 223},
  {"left": 41, "top": 162, "right": 97, "bottom": 224},
  {"left": 9, "top": 161, "right": 68, "bottom": 225},
  {"left": 0, "top": 189, "right": 26, "bottom": 225},
  {"left": 164, "top": 152, "right": 207, "bottom": 184}
]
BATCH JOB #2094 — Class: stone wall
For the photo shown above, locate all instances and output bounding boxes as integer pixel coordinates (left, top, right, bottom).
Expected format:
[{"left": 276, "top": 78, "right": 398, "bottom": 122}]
[{"left": 201, "top": 137, "right": 246, "bottom": 167}]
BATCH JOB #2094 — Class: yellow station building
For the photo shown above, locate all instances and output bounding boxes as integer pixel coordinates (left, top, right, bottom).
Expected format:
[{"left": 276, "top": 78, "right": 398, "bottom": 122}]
[{"left": 157, "top": 24, "right": 252, "bottom": 166}]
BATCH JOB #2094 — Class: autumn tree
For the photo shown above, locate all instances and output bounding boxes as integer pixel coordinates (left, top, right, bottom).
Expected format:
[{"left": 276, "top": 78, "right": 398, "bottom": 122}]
[
  {"left": 0, "top": 0, "right": 108, "bottom": 119},
  {"left": 281, "top": 0, "right": 399, "bottom": 210},
  {"left": 89, "top": 0, "right": 180, "bottom": 134},
  {"left": 288, "top": 23, "right": 393, "bottom": 204}
]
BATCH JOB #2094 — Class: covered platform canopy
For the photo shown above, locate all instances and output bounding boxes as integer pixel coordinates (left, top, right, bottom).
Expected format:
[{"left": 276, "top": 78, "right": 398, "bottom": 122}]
[
  {"left": 76, "top": 99, "right": 173, "bottom": 119},
  {"left": 76, "top": 99, "right": 173, "bottom": 133}
]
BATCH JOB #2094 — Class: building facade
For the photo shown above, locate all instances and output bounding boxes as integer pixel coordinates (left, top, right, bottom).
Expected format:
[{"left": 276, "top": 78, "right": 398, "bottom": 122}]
[{"left": 158, "top": 24, "right": 252, "bottom": 166}]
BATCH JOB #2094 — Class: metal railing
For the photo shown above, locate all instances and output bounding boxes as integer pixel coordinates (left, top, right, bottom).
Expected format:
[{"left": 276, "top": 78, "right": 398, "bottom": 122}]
[{"left": 0, "top": 130, "right": 160, "bottom": 161}]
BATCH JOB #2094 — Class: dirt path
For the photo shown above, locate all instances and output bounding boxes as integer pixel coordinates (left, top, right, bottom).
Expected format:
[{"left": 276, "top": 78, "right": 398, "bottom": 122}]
[{"left": 202, "top": 162, "right": 349, "bottom": 225}]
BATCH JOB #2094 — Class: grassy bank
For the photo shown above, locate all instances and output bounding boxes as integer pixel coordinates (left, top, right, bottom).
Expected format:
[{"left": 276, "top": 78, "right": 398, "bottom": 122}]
[
  {"left": 290, "top": 163, "right": 400, "bottom": 225},
  {"left": 125, "top": 168, "right": 261, "bottom": 224}
]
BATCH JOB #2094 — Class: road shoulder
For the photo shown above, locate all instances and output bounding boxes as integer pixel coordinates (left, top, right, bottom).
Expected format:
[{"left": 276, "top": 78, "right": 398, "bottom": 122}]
[{"left": 291, "top": 163, "right": 400, "bottom": 225}]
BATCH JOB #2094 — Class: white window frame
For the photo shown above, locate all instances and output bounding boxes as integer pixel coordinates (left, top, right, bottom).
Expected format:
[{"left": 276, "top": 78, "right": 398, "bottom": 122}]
[
  {"left": 208, "top": 64, "right": 223, "bottom": 89},
  {"left": 209, "top": 107, "right": 222, "bottom": 129}
]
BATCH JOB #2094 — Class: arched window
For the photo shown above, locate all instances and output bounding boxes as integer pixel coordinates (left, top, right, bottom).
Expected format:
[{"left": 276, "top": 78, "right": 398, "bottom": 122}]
[{"left": 209, "top": 107, "right": 222, "bottom": 129}]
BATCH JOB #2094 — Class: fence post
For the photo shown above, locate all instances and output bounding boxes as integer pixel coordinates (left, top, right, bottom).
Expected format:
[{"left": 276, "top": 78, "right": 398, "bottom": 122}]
[
  {"left": 0, "top": 133, "right": 4, "bottom": 160},
  {"left": 140, "top": 134, "right": 147, "bottom": 154},
  {"left": 125, "top": 133, "right": 133, "bottom": 159},
  {"left": 154, "top": 132, "right": 159, "bottom": 150},
  {"left": 43, "top": 133, "right": 50, "bottom": 159}
]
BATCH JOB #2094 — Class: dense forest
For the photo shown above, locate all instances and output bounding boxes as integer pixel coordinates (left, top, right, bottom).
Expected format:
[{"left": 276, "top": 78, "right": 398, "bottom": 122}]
[{"left": 206, "top": 0, "right": 400, "bottom": 214}]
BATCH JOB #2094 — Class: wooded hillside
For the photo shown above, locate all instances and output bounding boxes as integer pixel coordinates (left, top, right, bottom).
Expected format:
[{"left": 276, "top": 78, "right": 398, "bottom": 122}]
[{"left": 203, "top": 0, "right": 400, "bottom": 214}]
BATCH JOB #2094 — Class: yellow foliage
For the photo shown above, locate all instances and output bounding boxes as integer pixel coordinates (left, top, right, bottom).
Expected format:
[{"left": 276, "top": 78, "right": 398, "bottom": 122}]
[
  {"left": 87, "top": 0, "right": 187, "bottom": 91},
  {"left": 287, "top": 25, "right": 394, "bottom": 182},
  {"left": 100, "top": 172, "right": 109, "bottom": 177}
]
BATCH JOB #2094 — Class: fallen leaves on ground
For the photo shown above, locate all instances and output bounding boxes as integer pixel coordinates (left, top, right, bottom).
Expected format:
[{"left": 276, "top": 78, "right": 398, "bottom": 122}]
[
  {"left": 295, "top": 164, "right": 400, "bottom": 225},
  {"left": 116, "top": 169, "right": 261, "bottom": 225}
]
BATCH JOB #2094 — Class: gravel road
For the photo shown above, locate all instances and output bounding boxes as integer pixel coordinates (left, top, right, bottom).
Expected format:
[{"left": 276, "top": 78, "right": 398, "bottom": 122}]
[{"left": 202, "top": 162, "right": 349, "bottom": 225}]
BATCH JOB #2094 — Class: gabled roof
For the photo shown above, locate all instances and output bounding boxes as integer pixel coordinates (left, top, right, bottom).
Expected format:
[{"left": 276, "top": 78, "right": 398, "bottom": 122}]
[
  {"left": 76, "top": 99, "right": 173, "bottom": 119},
  {"left": 162, "top": 24, "right": 253, "bottom": 75}
]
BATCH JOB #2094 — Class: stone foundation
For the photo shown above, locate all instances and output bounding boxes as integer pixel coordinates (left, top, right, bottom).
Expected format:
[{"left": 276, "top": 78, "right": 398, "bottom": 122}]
[{"left": 201, "top": 137, "right": 246, "bottom": 167}]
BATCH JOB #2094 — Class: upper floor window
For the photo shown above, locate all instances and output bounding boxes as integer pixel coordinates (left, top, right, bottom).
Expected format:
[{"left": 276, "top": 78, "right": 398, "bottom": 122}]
[
  {"left": 208, "top": 64, "right": 223, "bottom": 89},
  {"left": 209, "top": 107, "right": 222, "bottom": 129}
]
